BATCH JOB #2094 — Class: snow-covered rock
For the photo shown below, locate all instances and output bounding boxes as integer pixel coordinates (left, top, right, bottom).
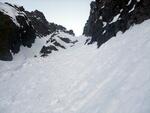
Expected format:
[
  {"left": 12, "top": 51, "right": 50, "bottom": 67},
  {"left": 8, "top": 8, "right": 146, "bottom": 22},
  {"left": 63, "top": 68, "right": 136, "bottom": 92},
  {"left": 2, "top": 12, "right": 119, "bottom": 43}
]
[
  {"left": 83, "top": 0, "right": 150, "bottom": 47},
  {"left": 40, "top": 31, "right": 78, "bottom": 57},
  {"left": 0, "top": 2, "right": 75, "bottom": 61},
  {"left": 0, "top": 2, "right": 36, "bottom": 61},
  {"left": 11, "top": 30, "right": 78, "bottom": 59},
  {"left": 0, "top": 2, "right": 23, "bottom": 26}
]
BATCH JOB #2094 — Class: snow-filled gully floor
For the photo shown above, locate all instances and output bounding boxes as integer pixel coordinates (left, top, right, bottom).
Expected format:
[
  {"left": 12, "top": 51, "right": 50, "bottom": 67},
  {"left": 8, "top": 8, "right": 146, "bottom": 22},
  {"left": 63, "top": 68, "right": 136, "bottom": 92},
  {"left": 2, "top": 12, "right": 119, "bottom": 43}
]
[{"left": 0, "top": 20, "right": 150, "bottom": 113}]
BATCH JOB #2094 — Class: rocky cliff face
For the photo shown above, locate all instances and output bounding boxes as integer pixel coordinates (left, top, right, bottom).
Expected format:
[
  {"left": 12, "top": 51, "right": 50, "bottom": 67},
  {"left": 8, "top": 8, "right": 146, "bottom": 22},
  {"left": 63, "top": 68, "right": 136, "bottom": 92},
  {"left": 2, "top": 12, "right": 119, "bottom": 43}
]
[
  {"left": 25, "top": 10, "right": 75, "bottom": 37},
  {"left": 0, "top": 2, "right": 75, "bottom": 61},
  {"left": 83, "top": 0, "right": 150, "bottom": 47},
  {"left": 0, "top": 2, "right": 36, "bottom": 61},
  {"left": 40, "top": 31, "right": 78, "bottom": 57}
]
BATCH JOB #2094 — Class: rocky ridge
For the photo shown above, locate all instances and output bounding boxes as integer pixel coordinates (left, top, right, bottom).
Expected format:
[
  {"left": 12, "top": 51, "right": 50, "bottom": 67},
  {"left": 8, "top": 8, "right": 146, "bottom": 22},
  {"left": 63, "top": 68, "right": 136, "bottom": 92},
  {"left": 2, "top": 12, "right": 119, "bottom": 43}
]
[
  {"left": 83, "top": 0, "right": 150, "bottom": 47},
  {"left": 0, "top": 2, "right": 36, "bottom": 61},
  {"left": 40, "top": 31, "right": 78, "bottom": 57},
  {"left": 0, "top": 2, "right": 75, "bottom": 61}
]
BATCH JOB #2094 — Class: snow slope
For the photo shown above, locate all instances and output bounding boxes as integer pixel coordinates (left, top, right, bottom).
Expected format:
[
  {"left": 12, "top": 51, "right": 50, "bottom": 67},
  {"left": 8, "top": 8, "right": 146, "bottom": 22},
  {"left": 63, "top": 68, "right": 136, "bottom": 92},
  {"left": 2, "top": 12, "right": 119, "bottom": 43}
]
[
  {"left": 9, "top": 30, "right": 78, "bottom": 59},
  {"left": 0, "top": 20, "right": 150, "bottom": 113}
]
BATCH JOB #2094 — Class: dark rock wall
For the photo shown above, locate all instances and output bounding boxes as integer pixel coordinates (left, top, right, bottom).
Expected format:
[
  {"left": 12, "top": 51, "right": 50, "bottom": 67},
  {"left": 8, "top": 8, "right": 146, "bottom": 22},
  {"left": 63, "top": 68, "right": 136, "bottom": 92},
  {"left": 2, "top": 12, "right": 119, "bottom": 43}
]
[
  {"left": 0, "top": 2, "right": 75, "bottom": 61},
  {"left": 25, "top": 10, "right": 75, "bottom": 37},
  {"left": 25, "top": 10, "right": 50, "bottom": 36},
  {"left": 0, "top": 4, "right": 36, "bottom": 61},
  {"left": 83, "top": 0, "right": 150, "bottom": 47}
]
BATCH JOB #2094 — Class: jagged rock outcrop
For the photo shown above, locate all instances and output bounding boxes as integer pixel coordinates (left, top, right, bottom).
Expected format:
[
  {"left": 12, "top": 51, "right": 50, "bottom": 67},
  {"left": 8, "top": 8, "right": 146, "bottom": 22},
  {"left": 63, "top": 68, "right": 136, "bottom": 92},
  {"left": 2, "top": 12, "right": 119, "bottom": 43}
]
[
  {"left": 40, "top": 31, "right": 78, "bottom": 57},
  {"left": 0, "top": 2, "right": 36, "bottom": 61},
  {"left": 83, "top": 0, "right": 150, "bottom": 47},
  {"left": 25, "top": 10, "right": 75, "bottom": 37},
  {"left": 0, "top": 2, "right": 75, "bottom": 61}
]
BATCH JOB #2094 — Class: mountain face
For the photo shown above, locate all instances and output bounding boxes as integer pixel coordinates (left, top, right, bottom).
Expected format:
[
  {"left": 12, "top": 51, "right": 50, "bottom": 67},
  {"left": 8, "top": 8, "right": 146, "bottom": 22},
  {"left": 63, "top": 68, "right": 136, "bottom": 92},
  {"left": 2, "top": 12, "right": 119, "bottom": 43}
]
[
  {"left": 0, "top": 2, "right": 75, "bottom": 61},
  {"left": 83, "top": 0, "right": 150, "bottom": 47},
  {"left": 0, "top": 19, "right": 150, "bottom": 113},
  {"left": 0, "top": 2, "right": 36, "bottom": 61},
  {"left": 0, "top": 1, "right": 150, "bottom": 113},
  {"left": 25, "top": 10, "right": 75, "bottom": 37},
  {"left": 40, "top": 31, "right": 77, "bottom": 57}
]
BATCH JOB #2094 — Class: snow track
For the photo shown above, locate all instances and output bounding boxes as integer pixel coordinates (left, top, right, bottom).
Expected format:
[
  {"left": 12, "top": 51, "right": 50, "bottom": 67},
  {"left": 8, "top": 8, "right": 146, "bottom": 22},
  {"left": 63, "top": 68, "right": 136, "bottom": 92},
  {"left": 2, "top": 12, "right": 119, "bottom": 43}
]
[{"left": 0, "top": 20, "right": 150, "bottom": 113}]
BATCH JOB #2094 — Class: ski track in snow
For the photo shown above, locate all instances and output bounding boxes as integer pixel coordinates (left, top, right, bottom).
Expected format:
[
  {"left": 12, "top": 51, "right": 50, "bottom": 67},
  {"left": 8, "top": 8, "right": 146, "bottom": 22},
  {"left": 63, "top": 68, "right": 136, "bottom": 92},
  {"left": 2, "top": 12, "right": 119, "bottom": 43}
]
[{"left": 0, "top": 20, "right": 150, "bottom": 113}]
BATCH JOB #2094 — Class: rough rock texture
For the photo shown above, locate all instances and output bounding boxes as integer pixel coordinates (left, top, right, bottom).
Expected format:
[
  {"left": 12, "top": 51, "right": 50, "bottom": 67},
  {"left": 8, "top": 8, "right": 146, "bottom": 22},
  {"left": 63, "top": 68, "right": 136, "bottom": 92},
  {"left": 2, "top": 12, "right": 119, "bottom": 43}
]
[
  {"left": 83, "top": 0, "right": 150, "bottom": 47},
  {"left": 40, "top": 31, "right": 78, "bottom": 57},
  {"left": 0, "top": 2, "right": 36, "bottom": 61},
  {"left": 25, "top": 10, "right": 75, "bottom": 37},
  {"left": 25, "top": 10, "right": 50, "bottom": 37},
  {"left": 0, "top": 2, "right": 75, "bottom": 61}
]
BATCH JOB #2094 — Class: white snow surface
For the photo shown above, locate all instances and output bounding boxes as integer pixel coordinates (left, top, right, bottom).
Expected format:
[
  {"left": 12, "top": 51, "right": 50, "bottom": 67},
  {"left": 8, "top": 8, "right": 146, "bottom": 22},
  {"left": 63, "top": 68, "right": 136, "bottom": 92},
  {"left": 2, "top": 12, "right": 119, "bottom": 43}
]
[
  {"left": 129, "top": 4, "right": 136, "bottom": 13},
  {"left": 127, "top": 0, "right": 132, "bottom": 6},
  {"left": 137, "top": 0, "right": 141, "bottom": 2},
  {"left": 0, "top": 20, "right": 150, "bottom": 113},
  {"left": 110, "top": 14, "right": 120, "bottom": 24}
]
